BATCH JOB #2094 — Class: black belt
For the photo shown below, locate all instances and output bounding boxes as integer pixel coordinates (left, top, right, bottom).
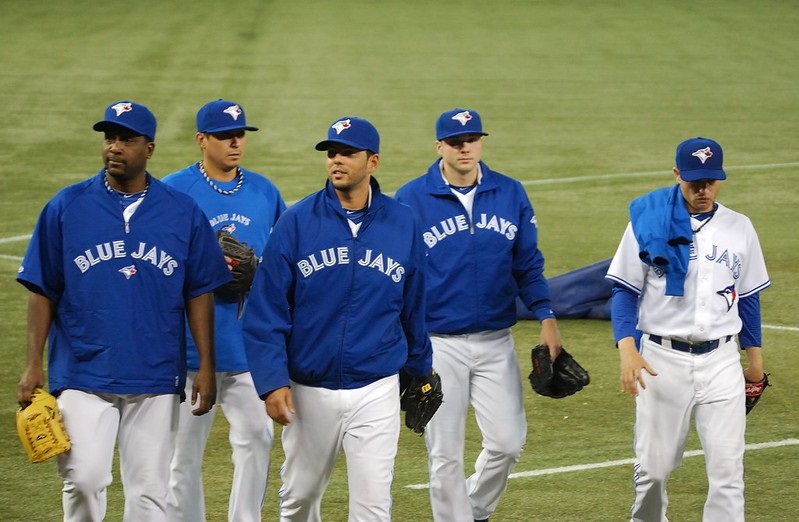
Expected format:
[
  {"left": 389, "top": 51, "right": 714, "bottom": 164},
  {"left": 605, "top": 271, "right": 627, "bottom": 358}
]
[{"left": 648, "top": 334, "right": 733, "bottom": 354}]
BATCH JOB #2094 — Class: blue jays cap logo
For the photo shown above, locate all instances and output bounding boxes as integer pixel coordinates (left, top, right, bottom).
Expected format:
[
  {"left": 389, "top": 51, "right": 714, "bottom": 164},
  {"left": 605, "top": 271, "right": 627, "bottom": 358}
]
[
  {"left": 451, "top": 110, "right": 473, "bottom": 126},
  {"left": 223, "top": 105, "right": 242, "bottom": 121},
  {"left": 691, "top": 147, "right": 713, "bottom": 164},
  {"left": 111, "top": 102, "right": 133, "bottom": 117},
  {"left": 119, "top": 265, "right": 138, "bottom": 280},
  {"left": 332, "top": 119, "right": 352, "bottom": 134}
]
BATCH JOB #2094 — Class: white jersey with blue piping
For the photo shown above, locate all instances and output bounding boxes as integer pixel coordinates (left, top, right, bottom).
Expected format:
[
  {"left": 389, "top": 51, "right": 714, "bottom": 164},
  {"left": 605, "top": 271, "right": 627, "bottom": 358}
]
[
  {"left": 162, "top": 163, "right": 286, "bottom": 372},
  {"left": 17, "top": 170, "right": 231, "bottom": 396},
  {"left": 394, "top": 160, "right": 554, "bottom": 334},
  {"left": 606, "top": 202, "right": 770, "bottom": 341},
  {"left": 242, "top": 177, "right": 433, "bottom": 395}
]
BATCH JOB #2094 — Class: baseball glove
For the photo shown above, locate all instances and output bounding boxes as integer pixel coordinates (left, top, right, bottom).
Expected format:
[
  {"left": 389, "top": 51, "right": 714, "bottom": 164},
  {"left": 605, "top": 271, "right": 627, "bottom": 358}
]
[
  {"left": 215, "top": 229, "right": 258, "bottom": 300},
  {"left": 400, "top": 370, "right": 444, "bottom": 435},
  {"left": 16, "top": 388, "right": 70, "bottom": 463},
  {"left": 529, "top": 345, "right": 590, "bottom": 398},
  {"left": 745, "top": 373, "right": 770, "bottom": 415}
]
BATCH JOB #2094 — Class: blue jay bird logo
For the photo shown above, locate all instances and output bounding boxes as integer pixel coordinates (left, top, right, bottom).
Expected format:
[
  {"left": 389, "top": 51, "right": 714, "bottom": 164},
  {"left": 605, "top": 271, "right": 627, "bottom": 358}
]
[
  {"left": 223, "top": 104, "right": 242, "bottom": 121},
  {"left": 332, "top": 119, "right": 352, "bottom": 134},
  {"left": 119, "top": 265, "right": 137, "bottom": 280},
  {"left": 451, "top": 110, "right": 473, "bottom": 126},
  {"left": 717, "top": 284, "right": 737, "bottom": 311}
]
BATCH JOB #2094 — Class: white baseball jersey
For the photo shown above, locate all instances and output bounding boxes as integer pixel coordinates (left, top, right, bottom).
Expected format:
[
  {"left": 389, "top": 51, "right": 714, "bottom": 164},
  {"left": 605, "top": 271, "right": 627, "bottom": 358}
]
[{"left": 607, "top": 202, "right": 770, "bottom": 341}]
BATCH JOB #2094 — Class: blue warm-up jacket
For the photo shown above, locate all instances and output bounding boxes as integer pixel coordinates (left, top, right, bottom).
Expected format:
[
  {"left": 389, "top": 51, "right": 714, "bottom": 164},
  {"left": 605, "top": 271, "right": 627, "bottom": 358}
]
[
  {"left": 243, "top": 177, "right": 433, "bottom": 396},
  {"left": 395, "top": 160, "right": 554, "bottom": 335}
]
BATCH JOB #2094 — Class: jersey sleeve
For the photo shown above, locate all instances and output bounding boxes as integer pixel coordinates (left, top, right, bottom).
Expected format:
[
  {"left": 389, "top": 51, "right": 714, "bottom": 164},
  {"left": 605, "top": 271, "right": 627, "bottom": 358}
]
[
  {"left": 736, "top": 218, "right": 770, "bottom": 297},
  {"left": 242, "top": 213, "right": 295, "bottom": 396},
  {"left": 400, "top": 215, "right": 434, "bottom": 378},
  {"left": 183, "top": 202, "right": 232, "bottom": 299},
  {"left": 606, "top": 222, "right": 647, "bottom": 294},
  {"left": 513, "top": 186, "right": 554, "bottom": 320},
  {"left": 17, "top": 199, "right": 65, "bottom": 301}
]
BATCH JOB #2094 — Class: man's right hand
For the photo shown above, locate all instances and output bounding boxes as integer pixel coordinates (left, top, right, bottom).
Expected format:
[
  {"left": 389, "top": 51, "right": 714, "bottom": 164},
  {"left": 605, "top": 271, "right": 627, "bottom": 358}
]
[{"left": 265, "top": 386, "right": 295, "bottom": 425}]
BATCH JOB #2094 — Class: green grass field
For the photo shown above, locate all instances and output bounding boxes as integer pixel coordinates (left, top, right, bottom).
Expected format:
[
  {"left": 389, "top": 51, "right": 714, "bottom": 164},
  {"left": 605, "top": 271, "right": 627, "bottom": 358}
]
[{"left": 1, "top": 1, "right": 797, "bottom": 520}]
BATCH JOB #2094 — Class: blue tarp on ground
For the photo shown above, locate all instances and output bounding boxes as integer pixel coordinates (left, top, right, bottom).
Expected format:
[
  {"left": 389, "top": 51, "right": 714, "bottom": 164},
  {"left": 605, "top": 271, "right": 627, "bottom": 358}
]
[{"left": 516, "top": 258, "right": 613, "bottom": 321}]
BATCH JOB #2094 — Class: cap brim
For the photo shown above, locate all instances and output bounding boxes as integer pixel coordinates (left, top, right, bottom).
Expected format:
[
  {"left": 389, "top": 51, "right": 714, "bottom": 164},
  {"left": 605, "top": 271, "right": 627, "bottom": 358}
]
[
  {"left": 679, "top": 169, "right": 726, "bottom": 181},
  {"left": 437, "top": 130, "right": 489, "bottom": 141},
  {"left": 199, "top": 125, "right": 259, "bottom": 133},
  {"left": 93, "top": 121, "right": 153, "bottom": 141},
  {"left": 315, "top": 139, "right": 372, "bottom": 153}
]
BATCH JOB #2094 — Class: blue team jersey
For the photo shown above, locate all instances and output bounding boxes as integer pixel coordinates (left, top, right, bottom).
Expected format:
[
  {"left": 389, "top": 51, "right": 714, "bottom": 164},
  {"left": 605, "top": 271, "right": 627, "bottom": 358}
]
[
  {"left": 162, "top": 164, "right": 286, "bottom": 372},
  {"left": 17, "top": 170, "right": 232, "bottom": 395},
  {"left": 242, "top": 178, "right": 433, "bottom": 395},
  {"left": 395, "top": 160, "right": 554, "bottom": 334}
]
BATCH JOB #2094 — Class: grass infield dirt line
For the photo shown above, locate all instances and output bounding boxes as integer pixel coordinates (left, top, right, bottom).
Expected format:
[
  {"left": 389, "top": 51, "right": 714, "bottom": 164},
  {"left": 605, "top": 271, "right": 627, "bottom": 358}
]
[{"left": 404, "top": 438, "right": 799, "bottom": 489}]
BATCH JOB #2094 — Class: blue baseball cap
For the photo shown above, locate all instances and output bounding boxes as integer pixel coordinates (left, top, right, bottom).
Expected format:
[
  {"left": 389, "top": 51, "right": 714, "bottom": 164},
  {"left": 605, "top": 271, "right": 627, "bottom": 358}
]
[
  {"left": 196, "top": 99, "right": 259, "bottom": 133},
  {"left": 315, "top": 116, "right": 379, "bottom": 154},
  {"left": 675, "top": 137, "right": 726, "bottom": 181},
  {"left": 93, "top": 101, "right": 157, "bottom": 141},
  {"left": 436, "top": 108, "right": 489, "bottom": 141}
]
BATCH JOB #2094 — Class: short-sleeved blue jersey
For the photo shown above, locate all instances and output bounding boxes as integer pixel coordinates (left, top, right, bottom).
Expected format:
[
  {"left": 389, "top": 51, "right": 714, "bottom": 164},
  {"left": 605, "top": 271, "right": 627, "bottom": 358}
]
[
  {"left": 17, "top": 170, "right": 231, "bottom": 395},
  {"left": 162, "top": 164, "right": 286, "bottom": 372}
]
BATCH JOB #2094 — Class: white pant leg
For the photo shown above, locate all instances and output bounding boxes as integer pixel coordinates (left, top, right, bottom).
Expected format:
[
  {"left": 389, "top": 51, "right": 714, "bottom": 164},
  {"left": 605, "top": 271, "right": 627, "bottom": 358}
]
[
  {"left": 118, "top": 393, "right": 179, "bottom": 522},
  {"left": 631, "top": 338, "right": 696, "bottom": 522},
  {"left": 466, "top": 329, "right": 527, "bottom": 520},
  {"left": 342, "top": 375, "right": 400, "bottom": 522},
  {"left": 167, "top": 371, "right": 217, "bottom": 522},
  {"left": 57, "top": 390, "right": 120, "bottom": 522},
  {"left": 279, "top": 382, "right": 348, "bottom": 522},
  {"left": 694, "top": 341, "right": 746, "bottom": 522},
  {"left": 220, "top": 371, "right": 274, "bottom": 522},
  {"left": 425, "top": 335, "right": 474, "bottom": 522}
]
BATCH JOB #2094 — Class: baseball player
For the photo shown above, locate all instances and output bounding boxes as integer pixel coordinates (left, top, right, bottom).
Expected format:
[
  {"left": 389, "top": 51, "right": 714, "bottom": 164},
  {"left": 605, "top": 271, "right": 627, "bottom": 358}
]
[
  {"left": 242, "top": 116, "right": 434, "bottom": 521},
  {"left": 15, "top": 101, "right": 231, "bottom": 521},
  {"left": 606, "top": 137, "right": 770, "bottom": 521},
  {"left": 162, "top": 99, "right": 286, "bottom": 522},
  {"left": 394, "top": 108, "right": 564, "bottom": 522}
]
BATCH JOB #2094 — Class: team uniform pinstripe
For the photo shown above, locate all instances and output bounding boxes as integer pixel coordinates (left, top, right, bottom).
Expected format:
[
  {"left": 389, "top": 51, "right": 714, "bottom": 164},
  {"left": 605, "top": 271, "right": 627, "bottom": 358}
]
[
  {"left": 162, "top": 163, "right": 286, "bottom": 522},
  {"left": 607, "top": 202, "right": 770, "bottom": 521}
]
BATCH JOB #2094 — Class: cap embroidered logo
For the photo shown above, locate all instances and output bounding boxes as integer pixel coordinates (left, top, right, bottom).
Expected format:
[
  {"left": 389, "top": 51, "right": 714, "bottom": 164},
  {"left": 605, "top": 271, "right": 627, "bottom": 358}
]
[
  {"left": 691, "top": 147, "right": 713, "bottom": 164},
  {"left": 111, "top": 102, "right": 133, "bottom": 117},
  {"left": 223, "top": 105, "right": 242, "bottom": 120},
  {"left": 452, "top": 111, "right": 473, "bottom": 126},
  {"left": 332, "top": 119, "right": 352, "bottom": 134}
]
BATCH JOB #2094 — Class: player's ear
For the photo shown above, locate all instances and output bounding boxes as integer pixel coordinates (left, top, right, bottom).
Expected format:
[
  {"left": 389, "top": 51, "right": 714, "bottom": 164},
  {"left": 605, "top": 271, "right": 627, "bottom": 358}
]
[
  {"left": 147, "top": 142, "right": 155, "bottom": 159},
  {"left": 195, "top": 132, "right": 206, "bottom": 149},
  {"left": 367, "top": 152, "right": 380, "bottom": 173},
  {"left": 672, "top": 167, "right": 681, "bottom": 182}
]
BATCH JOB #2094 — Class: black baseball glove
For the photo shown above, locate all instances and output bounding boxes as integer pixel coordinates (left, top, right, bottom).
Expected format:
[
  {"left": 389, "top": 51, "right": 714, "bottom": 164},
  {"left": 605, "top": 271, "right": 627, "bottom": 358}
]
[
  {"left": 215, "top": 229, "right": 258, "bottom": 299},
  {"left": 745, "top": 373, "right": 770, "bottom": 415},
  {"left": 529, "top": 345, "right": 590, "bottom": 398},
  {"left": 400, "top": 370, "right": 444, "bottom": 435}
]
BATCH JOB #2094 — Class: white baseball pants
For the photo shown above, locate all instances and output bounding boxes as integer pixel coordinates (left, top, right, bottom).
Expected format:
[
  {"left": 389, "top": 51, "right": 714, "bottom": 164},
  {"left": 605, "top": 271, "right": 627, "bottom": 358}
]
[
  {"left": 631, "top": 336, "right": 745, "bottom": 522},
  {"left": 278, "top": 375, "right": 400, "bottom": 522},
  {"left": 167, "top": 371, "right": 273, "bottom": 522},
  {"left": 425, "top": 329, "right": 527, "bottom": 522},
  {"left": 56, "top": 389, "right": 178, "bottom": 522}
]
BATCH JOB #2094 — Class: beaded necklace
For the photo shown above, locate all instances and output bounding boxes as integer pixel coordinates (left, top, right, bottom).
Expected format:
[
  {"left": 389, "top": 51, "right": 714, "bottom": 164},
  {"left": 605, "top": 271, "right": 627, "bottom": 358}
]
[
  {"left": 198, "top": 161, "right": 243, "bottom": 195},
  {"left": 104, "top": 172, "right": 149, "bottom": 233},
  {"left": 103, "top": 171, "right": 149, "bottom": 204}
]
